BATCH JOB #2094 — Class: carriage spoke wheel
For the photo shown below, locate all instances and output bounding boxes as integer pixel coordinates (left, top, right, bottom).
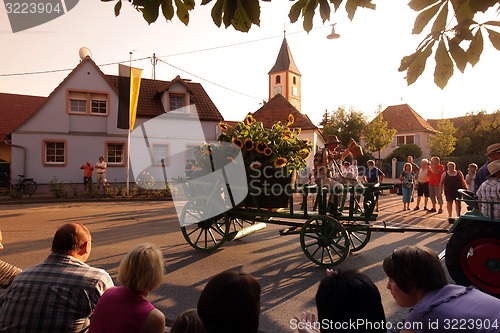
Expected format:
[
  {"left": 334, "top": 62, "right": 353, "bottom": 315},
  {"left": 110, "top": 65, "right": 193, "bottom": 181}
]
[
  {"left": 180, "top": 199, "right": 229, "bottom": 252},
  {"left": 217, "top": 217, "right": 255, "bottom": 235},
  {"left": 300, "top": 215, "right": 350, "bottom": 267},
  {"left": 346, "top": 223, "right": 371, "bottom": 252},
  {"left": 445, "top": 221, "right": 500, "bottom": 297}
]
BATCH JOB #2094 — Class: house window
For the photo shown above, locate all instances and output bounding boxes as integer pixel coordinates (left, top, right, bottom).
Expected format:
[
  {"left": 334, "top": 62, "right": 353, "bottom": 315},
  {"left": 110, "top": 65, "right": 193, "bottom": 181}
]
[
  {"left": 91, "top": 99, "right": 107, "bottom": 114},
  {"left": 293, "top": 76, "right": 297, "bottom": 85},
  {"left": 396, "top": 135, "right": 415, "bottom": 146},
  {"left": 68, "top": 90, "right": 108, "bottom": 115},
  {"left": 169, "top": 94, "right": 185, "bottom": 111},
  {"left": 107, "top": 143, "right": 125, "bottom": 165},
  {"left": 275, "top": 75, "right": 281, "bottom": 84},
  {"left": 70, "top": 99, "right": 87, "bottom": 113},
  {"left": 44, "top": 141, "right": 65, "bottom": 165},
  {"left": 152, "top": 144, "right": 169, "bottom": 165}
]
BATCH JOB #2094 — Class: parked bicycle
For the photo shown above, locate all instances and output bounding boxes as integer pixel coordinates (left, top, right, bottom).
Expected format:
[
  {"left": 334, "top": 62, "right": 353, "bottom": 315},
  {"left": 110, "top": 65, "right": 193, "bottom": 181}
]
[{"left": 0, "top": 174, "right": 37, "bottom": 197}]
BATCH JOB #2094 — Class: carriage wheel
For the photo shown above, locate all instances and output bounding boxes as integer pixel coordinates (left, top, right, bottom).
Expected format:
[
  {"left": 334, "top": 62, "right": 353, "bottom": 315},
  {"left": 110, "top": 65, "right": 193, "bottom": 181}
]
[
  {"left": 346, "top": 223, "right": 371, "bottom": 252},
  {"left": 180, "top": 199, "right": 229, "bottom": 252},
  {"left": 300, "top": 215, "right": 350, "bottom": 267},
  {"left": 445, "top": 221, "right": 500, "bottom": 297},
  {"left": 217, "top": 217, "right": 255, "bottom": 235}
]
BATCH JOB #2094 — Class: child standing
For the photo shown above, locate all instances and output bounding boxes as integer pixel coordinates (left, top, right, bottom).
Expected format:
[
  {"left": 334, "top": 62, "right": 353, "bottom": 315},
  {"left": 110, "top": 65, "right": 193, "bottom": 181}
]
[{"left": 400, "top": 163, "right": 414, "bottom": 211}]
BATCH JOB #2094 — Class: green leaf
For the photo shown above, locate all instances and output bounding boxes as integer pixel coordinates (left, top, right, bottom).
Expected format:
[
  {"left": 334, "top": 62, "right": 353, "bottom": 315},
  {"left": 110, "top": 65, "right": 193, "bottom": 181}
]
[
  {"left": 161, "top": 0, "right": 174, "bottom": 20},
  {"left": 486, "top": 28, "right": 500, "bottom": 51},
  {"left": 211, "top": 0, "right": 224, "bottom": 27},
  {"left": 114, "top": 0, "right": 122, "bottom": 16},
  {"left": 434, "top": 39, "right": 454, "bottom": 89},
  {"left": 412, "top": 2, "right": 440, "bottom": 34},
  {"left": 329, "top": 0, "right": 342, "bottom": 11},
  {"left": 183, "top": 0, "right": 195, "bottom": 10},
  {"left": 447, "top": 37, "right": 467, "bottom": 72},
  {"left": 450, "top": 0, "right": 473, "bottom": 23},
  {"left": 431, "top": 3, "right": 447, "bottom": 33},
  {"left": 398, "top": 55, "right": 413, "bottom": 72},
  {"left": 141, "top": 2, "right": 160, "bottom": 24},
  {"left": 345, "top": 0, "right": 358, "bottom": 21},
  {"left": 319, "top": 0, "right": 330, "bottom": 23},
  {"left": 241, "top": 0, "right": 260, "bottom": 26},
  {"left": 232, "top": 0, "right": 252, "bottom": 32},
  {"left": 483, "top": 20, "right": 500, "bottom": 27},
  {"left": 302, "top": 0, "right": 317, "bottom": 32},
  {"left": 289, "top": 0, "right": 307, "bottom": 24},
  {"left": 468, "top": 0, "right": 498, "bottom": 13},
  {"left": 405, "top": 41, "right": 435, "bottom": 85},
  {"left": 408, "top": 0, "right": 439, "bottom": 12},
  {"left": 174, "top": 0, "right": 189, "bottom": 25},
  {"left": 223, "top": 0, "right": 237, "bottom": 28},
  {"left": 466, "top": 28, "right": 483, "bottom": 67}
]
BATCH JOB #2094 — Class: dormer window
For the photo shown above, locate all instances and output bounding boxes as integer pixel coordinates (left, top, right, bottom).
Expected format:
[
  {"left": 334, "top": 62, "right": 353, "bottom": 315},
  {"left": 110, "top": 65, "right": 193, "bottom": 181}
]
[
  {"left": 67, "top": 90, "right": 108, "bottom": 115},
  {"left": 169, "top": 93, "right": 185, "bottom": 111}
]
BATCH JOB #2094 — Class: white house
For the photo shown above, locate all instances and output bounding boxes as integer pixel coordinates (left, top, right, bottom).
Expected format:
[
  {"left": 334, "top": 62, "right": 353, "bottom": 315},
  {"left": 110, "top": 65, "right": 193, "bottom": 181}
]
[{"left": 10, "top": 56, "right": 223, "bottom": 185}]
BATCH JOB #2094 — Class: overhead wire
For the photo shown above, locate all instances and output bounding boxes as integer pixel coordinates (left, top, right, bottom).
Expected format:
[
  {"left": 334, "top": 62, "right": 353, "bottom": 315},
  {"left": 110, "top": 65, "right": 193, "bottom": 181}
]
[{"left": 0, "top": 25, "right": 327, "bottom": 99}]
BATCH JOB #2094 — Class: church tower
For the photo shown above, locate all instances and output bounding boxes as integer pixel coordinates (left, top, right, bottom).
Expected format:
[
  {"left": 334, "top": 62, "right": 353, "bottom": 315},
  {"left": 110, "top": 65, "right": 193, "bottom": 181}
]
[{"left": 268, "top": 36, "right": 302, "bottom": 112}]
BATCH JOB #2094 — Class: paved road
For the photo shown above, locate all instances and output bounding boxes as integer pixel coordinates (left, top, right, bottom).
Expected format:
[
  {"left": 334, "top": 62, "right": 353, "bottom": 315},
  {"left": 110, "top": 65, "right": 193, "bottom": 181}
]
[{"left": 0, "top": 193, "right": 453, "bottom": 332}]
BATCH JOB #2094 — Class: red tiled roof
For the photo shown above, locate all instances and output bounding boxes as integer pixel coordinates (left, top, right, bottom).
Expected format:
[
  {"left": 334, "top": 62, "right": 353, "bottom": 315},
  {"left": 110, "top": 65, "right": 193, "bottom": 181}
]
[
  {"left": 381, "top": 104, "right": 437, "bottom": 133},
  {"left": 0, "top": 92, "right": 46, "bottom": 140},
  {"left": 106, "top": 75, "right": 223, "bottom": 121},
  {"left": 251, "top": 93, "right": 317, "bottom": 130}
]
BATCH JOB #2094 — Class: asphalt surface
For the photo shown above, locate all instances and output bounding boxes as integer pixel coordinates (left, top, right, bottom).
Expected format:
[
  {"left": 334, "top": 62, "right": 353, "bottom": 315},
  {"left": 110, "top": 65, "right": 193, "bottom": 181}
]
[{"left": 0, "top": 184, "right": 454, "bottom": 333}]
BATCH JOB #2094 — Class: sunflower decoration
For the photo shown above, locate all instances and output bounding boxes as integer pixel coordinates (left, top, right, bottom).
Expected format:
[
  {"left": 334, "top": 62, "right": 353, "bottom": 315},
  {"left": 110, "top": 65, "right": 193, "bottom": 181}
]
[
  {"left": 232, "top": 137, "right": 243, "bottom": 148},
  {"left": 256, "top": 142, "right": 267, "bottom": 154},
  {"left": 218, "top": 122, "right": 230, "bottom": 132},
  {"left": 217, "top": 112, "right": 312, "bottom": 172},
  {"left": 274, "top": 157, "right": 288, "bottom": 167},
  {"left": 244, "top": 113, "right": 254, "bottom": 126},
  {"left": 244, "top": 138, "right": 254, "bottom": 151}
]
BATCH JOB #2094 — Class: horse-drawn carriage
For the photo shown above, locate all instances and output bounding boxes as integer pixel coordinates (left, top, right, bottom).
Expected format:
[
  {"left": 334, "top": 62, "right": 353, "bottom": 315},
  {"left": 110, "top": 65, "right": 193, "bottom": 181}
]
[{"left": 174, "top": 148, "right": 499, "bottom": 298}]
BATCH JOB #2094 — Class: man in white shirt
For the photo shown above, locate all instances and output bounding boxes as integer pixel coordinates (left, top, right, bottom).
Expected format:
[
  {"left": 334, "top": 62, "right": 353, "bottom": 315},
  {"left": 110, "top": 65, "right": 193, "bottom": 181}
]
[{"left": 95, "top": 156, "right": 107, "bottom": 194}]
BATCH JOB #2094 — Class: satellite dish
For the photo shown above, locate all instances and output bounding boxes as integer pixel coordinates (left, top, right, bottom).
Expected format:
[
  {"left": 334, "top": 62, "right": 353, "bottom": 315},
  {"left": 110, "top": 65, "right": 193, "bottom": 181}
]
[
  {"left": 79, "top": 47, "right": 92, "bottom": 60},
  {"left": 326, "top": 24, "right": 340, "bottom": 40}
]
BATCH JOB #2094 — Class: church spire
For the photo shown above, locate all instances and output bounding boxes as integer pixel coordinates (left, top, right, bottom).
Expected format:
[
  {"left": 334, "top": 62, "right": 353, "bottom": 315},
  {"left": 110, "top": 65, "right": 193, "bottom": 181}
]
[{"left": 268, "top": 36, "right": 301, "bottom": 75}]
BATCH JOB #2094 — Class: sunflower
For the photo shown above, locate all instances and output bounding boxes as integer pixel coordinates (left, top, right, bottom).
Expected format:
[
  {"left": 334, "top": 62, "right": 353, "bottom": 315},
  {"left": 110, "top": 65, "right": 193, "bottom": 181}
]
[
  {"left": 244, "top": 138, "right": 254, "bottom": 151},
  {"left": 245, "top": 114, "right": 254, "bottom": 126},
  {"left": 256, "top": 142, "right": 267, "bottom": 154},
  {"left": 299, "top": 149, "right": 311, "bottom": 159},
  {"left": 218, "top": 122, "right": 229, "bottom": 131},
  {"left": 287, "top": 114, "right": 294, "bottom": 125},
  {"left": 283, "top": 130, "right": 293, "bottom": 139},
  {"left": 232, "top": 137, "right": 243, "bottom": 148},
  {"left": 274, "top": 157, "right": 288, "bottom": 167},
  {"left": 264, "top": 147, "right": 272, "bottom": 156}
]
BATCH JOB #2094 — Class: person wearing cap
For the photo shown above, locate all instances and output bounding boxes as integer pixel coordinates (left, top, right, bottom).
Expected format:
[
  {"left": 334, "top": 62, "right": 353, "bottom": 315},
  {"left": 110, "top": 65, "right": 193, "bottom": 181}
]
[
  {"left": 313, "top": 135, "right": 344, "bottom": 213},
  {"left": 476, "top": 159, "right": 500, "bottom": 220},
  {"left": 474, "top": 143, "right": 500, "bottom": 194}
]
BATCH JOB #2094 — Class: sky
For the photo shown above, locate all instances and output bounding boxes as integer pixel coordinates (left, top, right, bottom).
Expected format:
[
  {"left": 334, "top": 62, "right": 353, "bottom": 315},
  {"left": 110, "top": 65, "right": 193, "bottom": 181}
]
[{"left": 1, "top": 1, "right": 499, "bottom": 126}]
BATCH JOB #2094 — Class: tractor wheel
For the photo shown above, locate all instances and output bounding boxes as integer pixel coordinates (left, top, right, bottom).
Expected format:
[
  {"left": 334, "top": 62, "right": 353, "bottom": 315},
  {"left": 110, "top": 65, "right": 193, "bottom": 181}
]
[
  {"left": 300, "top": 215, "right": 350, "bottom": 267},
  {"left": 445, "top": 221, "right": 500, "bottom": 297}
]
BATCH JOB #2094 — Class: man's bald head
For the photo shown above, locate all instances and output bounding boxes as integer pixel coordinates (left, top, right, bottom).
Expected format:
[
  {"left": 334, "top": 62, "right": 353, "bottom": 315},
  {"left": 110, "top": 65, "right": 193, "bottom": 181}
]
[{"left": 51, "top": 223, "right": 91, "bottom": 255}]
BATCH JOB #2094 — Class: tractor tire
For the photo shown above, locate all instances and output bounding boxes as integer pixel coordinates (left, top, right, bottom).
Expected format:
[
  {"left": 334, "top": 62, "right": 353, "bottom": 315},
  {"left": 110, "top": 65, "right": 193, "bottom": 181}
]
[{"left": 445, "top": 220, "right": 500, "bottom": 298}]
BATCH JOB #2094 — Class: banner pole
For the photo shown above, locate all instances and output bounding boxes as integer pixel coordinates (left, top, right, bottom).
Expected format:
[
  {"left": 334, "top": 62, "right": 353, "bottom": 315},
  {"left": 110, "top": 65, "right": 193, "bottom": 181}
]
[{"left": 127, "top": 52, "right": 132, "bottom": 196}]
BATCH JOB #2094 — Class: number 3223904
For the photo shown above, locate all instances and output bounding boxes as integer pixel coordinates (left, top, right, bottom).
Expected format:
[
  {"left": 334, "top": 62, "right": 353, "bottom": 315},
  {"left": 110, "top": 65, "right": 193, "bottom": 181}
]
[
  {"left": 443, "top": 318, "right": 498, "bottom": 330},
  {"left": 5, "top": 2, "right": 62, "bottom": 14}
]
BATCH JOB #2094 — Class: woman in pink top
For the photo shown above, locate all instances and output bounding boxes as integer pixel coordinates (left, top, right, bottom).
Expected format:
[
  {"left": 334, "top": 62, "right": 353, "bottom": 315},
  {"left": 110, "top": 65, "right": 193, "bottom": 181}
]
[{"left": 89, "top": 243, "right": 165, "bottom": 333}]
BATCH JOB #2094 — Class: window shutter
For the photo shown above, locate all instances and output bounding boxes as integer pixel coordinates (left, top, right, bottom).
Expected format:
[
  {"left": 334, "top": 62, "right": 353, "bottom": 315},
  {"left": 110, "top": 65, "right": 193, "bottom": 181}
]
[
  {"left": 415, "top": 134, "right": 420, "bottom": 145},
  {"left": 391, "top": 137, "right": 396, "bottom": 147}
]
